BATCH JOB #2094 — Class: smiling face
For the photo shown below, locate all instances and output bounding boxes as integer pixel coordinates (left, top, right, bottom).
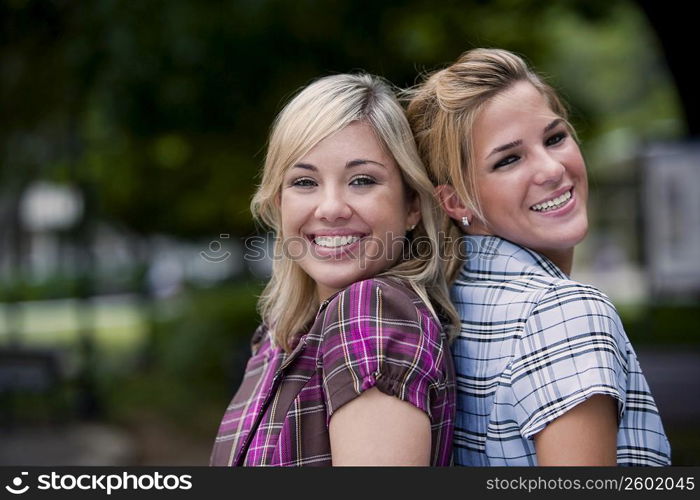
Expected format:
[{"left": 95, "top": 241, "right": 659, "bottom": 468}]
[
  {"left": 468, "top": 81, "right": 589, "bottom": 271},
  {"left": 280, "top": 121, "right": 420, "bottom": 301}
]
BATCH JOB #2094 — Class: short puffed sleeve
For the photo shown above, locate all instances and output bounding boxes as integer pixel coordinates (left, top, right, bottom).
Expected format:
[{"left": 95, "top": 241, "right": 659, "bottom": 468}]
[
  {"left": 510, "top": 282, "right": 629, "bottom": 438},
  {"left": 318, "top": 278, "right": 449, "bottom": 424}
]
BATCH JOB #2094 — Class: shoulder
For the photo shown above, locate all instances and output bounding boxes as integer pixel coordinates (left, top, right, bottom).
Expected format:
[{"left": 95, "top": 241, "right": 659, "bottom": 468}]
[
  {"left": 533, "top": 279, "right": 620, "bottom": 322},
  {"left": 324, "top": 277, "right": 427, "bottom": 324},
  {"left": 522, "top": 279, "right": 628, "bottom": 355},
  {"left": 510, "top": 280, "right": 634, "bottom": 437},
  {"left": 317, "top": 282, "right": 452, "bottom": 424},
  {"left": 333, "top": 276, "right": 420, "bottom": 303},
  {"left": 318, "top": 277, "right": 443, "bottom": 350}
]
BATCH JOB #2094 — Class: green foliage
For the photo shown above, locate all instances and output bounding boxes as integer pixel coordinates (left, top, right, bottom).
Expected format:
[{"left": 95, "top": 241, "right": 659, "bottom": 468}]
[
  {"left": 0, "top": 274, "right": 83, "bottom": 301},
  {"left": 1, "top": 0, "right": 683, "bottom": 237},
  {"left": 104, "top": 281, "right": 263, "bottom": 435},
  {"left": 619, "top": 303, "right": 700, "bottom": 345}
]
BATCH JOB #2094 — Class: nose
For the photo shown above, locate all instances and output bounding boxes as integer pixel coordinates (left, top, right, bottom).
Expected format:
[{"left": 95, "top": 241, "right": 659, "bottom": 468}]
[
  {"left": 314, "top": 186, "right": 352, "bottom": 221},
  {"left": 532, "top": 150, "right": 565, "bottom": 185}
]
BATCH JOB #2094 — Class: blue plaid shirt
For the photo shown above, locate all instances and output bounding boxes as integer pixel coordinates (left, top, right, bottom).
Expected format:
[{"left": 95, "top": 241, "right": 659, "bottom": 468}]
[{"left": 452, "top": 236, "right": 671, "bottom": 466}]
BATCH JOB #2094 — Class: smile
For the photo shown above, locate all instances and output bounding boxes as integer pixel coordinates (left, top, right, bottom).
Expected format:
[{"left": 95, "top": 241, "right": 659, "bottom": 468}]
[
  {"left": 530, "top": 189, "right": 572, "bottom": 213},
  {"left": 313, "top": 235, "right": 364, "bottom": 248}
]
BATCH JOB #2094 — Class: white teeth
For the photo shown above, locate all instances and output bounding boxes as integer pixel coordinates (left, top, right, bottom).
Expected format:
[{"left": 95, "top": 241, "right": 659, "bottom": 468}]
[
  {"left": 531, "top": 190, "right": 572, "bottom": 212},
  {"left": 314, "top": 235, "right": 361, "bottom": 248}
]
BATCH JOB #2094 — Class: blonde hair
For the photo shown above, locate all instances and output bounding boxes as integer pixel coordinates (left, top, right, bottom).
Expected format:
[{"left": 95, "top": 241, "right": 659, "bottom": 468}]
[
  {"left": 405, "top": 48, "right": 570, "bottom": 280},
  {"left": 252, "top": 73, "right": 459, "bottom": 352}
]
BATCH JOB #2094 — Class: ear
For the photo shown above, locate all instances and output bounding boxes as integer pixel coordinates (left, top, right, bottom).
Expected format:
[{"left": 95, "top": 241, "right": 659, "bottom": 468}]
[
  {"left": 406, "top": 192, "right": 421, "bottom": 229},
  {"left": 435, "top": 184, "right": 473, "bottom": 223}
]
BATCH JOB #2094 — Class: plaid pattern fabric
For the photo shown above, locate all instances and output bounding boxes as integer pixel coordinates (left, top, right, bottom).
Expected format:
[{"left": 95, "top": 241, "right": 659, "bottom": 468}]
[
  {"left": 452, "top": 236, "right": 671, "bottom": 466},
  {"left": 210, "top": 277, "right": 455, "bottom": 466}
]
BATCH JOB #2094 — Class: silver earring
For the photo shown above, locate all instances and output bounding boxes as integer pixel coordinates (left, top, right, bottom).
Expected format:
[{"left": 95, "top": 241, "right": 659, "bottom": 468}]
[
  {"left": 408, "top": 224, "right": 416, "bottom": 231},
  {"left": 462, "top": 216, "right": 470, "bottom": 227}
]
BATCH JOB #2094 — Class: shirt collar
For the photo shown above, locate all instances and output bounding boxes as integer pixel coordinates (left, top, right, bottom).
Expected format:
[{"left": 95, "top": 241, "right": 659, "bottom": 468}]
[{"left": 458, "top": 235, "right": 569, "bottom": 281}]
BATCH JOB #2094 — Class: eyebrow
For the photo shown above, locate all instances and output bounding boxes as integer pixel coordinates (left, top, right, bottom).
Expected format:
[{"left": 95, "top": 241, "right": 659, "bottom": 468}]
[
  {"left": 486, "top": 118, "right": 565, "bottom": 159},
  {"left": 544, "top": 118, "right": 565, "bottom": 133},
  {"left": 291, "top": 159, "right": 385, "bottom": 171},
  {"left": 486, "top": 139, "right": 522, "bottom": 159}
]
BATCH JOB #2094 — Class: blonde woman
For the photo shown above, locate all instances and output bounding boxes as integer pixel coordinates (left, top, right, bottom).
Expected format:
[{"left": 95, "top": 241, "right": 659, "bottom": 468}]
[
  {"left": 210, "top": 73, "right": 458, "bottom": 466},
  {"left": 406, "top": 48, "right": 670, "bottom": 466}
]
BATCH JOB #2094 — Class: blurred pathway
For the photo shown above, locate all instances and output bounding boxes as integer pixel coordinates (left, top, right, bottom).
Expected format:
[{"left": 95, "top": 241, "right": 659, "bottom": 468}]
[{"left": 0, "top": 423, "right": 136, "bottom": 466}]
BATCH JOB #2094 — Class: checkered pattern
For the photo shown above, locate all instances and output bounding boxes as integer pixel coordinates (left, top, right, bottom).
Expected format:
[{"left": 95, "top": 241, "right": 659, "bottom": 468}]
[
  {"left": 210, "top": 277, "right": 455, "bottom": 466},
  {"left": 452, "top": 236, "right": 671, "bottom": 466}
]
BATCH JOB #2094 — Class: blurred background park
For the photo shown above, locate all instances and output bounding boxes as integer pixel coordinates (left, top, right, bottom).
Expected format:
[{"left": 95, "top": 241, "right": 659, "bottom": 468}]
[{"left": 1, "top": 0, "right": 698, "bottom": 465}]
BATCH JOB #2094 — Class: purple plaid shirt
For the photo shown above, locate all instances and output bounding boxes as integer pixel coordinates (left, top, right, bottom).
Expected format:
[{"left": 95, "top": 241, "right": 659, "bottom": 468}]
[{"left": 210, "top": 277, "right": 455, "bottom": 466}]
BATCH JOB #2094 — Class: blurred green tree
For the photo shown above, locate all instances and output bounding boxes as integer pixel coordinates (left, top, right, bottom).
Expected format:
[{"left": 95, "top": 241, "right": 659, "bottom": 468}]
[{"left": 0, "top": 0, "right": 683, "bottom": 239}]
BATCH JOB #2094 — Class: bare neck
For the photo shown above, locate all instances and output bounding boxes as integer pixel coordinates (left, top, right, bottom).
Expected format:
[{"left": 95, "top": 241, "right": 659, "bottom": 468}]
[{"left": 538, "top": 247, "right": 574, "bottom": 276}]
